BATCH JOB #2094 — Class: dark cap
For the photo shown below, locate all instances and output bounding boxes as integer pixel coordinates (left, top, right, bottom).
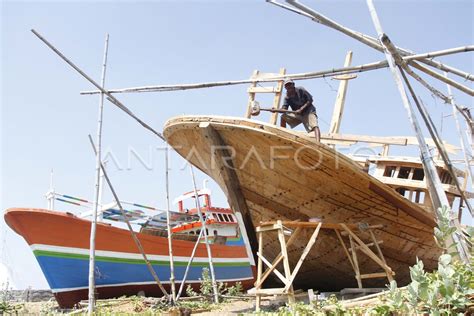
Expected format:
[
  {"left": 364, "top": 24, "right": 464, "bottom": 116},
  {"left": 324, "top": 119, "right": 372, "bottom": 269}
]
[{"left": 283, "top": 79, "right": 295, "bottom": 86}]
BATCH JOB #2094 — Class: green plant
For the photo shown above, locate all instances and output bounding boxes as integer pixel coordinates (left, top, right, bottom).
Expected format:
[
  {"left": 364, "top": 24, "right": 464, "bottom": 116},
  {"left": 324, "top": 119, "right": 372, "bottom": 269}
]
[
  {"left": 199, "top": 267, "right": 212, "bottom": 296},
  {"left": 226, "top": 282, "right": 243, "bottom": 296}
]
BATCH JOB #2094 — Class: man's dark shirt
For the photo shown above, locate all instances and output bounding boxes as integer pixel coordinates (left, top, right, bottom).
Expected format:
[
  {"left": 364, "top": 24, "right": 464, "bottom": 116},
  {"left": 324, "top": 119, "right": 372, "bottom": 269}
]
[{"left": 282, "top": 87, "right": 316, "bottom": 115}]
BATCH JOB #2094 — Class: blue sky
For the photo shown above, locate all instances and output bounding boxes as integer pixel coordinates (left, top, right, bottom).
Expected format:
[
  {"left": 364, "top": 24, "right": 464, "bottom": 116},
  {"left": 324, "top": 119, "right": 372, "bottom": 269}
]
[{"left": 1, "top": 0, "right": 473, "bottom": 289}]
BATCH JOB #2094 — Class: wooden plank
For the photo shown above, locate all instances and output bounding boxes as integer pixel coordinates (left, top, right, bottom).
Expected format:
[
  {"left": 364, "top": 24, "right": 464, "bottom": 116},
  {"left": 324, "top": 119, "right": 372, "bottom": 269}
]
[
  {"left": 349, "top": 240, "right": 383, "bottom": 252},
  {"left": 360, "top": 272, "right": 391, "bottom": 279},
  {"left": 341, "top": 224, "right": 394, "bottom": 276},
  {"left": 329, "top": 51, "right": 353, "bottom": 134},
  {"left": 248, "top": 287, "right": 286, "bottom": 295},
  {"left": 369, "top": 230, "right": 387, "bottom": 265},
  {"left": 277, "top": 221, "right": 295, "bottom": 304},
  {"left": 349, "top": 235, "right": 363, "bottom": 288},
  {"left": 335, "top": 229, "right": 355, "bottom": 271},
  {"left": 284, "top": 222, "right": 322, "bottom": 291},
  {"left": 255, "top": 231, "right": 263, "bottom": 312},
  {"left": 245, "top": 70, "right": 259, "bottom": 118},
  {"left": 254, "top": 227, "right": 302, "bottom": 288},
  {"left": 257, "top": 251, "right": 290, "bottom": 287},
  {"left": 270, "top": 68, "right": 286, "bottom": 125}
]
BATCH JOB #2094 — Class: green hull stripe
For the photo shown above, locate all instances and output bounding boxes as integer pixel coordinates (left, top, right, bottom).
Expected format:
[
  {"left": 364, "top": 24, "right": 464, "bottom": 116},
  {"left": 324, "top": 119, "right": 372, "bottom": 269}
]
[{"left": 33, "top": 250, "right": 250, "bottom": 267}]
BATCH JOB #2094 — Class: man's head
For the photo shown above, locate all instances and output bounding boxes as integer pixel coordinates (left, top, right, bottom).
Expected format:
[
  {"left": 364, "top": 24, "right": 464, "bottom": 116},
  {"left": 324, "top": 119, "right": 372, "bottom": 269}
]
[{"left": 284, "top": 79, "right": 296, "bottom": 94}]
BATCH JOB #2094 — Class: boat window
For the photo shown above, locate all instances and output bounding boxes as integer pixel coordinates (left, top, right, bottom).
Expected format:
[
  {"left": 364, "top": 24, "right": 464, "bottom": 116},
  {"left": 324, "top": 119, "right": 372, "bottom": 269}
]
[
  {"left": 223, "top": 214, "right": 230, "bottom": 222},
  {"left": 414, "top": 191, "right": 425, "bottom": 204},
  {"left": 412, "top": 168, "right": 424, "bottom": 181},
  {"left": 396, "top": 187, "right": 406, "bottom": 196},
  {"left": 398, "top": 167, "right": 411, "bottom": 179},
  {"left": 206, "top": 229, "right": 209, "bottom": 236},
  {"left": 228, "top": 214, "right": 234, "bottom": 222},
  {"left": 196, "top": 229, "right": 201, "bottom": 235},
  {"left": 217, "top": 213, "right": 224, "bottom": 222},
  {"left": 440, "top": 171, "right": 453, "bottom": 185},
  {"left": 383, "top": 166, "right": 397, "bottom": 177}
]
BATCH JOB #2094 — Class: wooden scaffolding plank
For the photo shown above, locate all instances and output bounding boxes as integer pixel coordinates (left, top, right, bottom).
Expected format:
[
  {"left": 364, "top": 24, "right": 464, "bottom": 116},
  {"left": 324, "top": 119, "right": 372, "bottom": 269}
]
[
  {"left": 269, "top": 68, "right": 286, "bottom": 125},
  {"left": 245, "top": 70, "right": 259, "bottom": 118},
  {"left": 284, "top": 222, "right": 322, "bottom": 291}
]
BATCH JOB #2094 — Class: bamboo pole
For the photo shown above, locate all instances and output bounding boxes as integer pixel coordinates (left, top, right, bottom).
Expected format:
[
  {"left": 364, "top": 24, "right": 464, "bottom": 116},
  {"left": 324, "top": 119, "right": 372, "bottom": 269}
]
[
  {"left": 87, "top": 33, "right": 109, "bottom": 316},
  {"left": 284, "top": 1, "right": 474, "bottom": 82},
  {"left": 176, "top": 229, "right": 204, "bottom": 301},
  {"left": 446, "top": 73, "right": 473, "bottom": 188},
  {"left": 30, "top": 29, "right": 165, "bottom": 141},
  {"left": 88, "top": 135, "right": 169, "bottom": 297},
  {"left": 165, "top": 147, "right": 176, "bottom": 304},
  {"left": 79, "top": 45, "right": 473, "bottom": 96},
  {"left": 366, "top": 0, "right": 470, "bottom": 263},
  {"left": 380, "top": 34, "right": 474, "bottom": 218},
  {"left": 189, "top": 165, "right": 219, "bottom": 303}
]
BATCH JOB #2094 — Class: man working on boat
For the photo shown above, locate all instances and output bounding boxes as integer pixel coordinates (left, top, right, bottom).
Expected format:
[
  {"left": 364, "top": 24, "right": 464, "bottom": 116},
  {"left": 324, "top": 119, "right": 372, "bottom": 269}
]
[{"left": 280, "top": 79, "right": 320, "bottom": 142}]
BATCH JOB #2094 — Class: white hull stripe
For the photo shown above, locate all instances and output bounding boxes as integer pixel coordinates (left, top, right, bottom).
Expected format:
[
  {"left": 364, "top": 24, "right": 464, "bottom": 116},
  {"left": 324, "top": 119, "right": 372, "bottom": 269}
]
[{"left": 30, "top": 244, "right": 250, "bottom": 263}]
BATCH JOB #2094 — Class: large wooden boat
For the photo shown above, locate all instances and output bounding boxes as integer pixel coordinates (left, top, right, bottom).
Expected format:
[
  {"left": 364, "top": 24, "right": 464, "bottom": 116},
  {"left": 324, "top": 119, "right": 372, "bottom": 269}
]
[
  {"left": 163, "top": 115, "right": 471, "bottom": 290},
  {"left": 4, "top": 188, "right": 255, "bottom": 308}
]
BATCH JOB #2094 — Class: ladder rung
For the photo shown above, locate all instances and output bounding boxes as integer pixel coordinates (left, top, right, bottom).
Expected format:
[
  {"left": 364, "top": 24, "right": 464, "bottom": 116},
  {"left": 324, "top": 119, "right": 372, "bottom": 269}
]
[
  {"left": 349, "top": 240, "right": 383, "bottom": 252},
  {"left": 359, "top": 272, "right": 389, "bottom": 279}
]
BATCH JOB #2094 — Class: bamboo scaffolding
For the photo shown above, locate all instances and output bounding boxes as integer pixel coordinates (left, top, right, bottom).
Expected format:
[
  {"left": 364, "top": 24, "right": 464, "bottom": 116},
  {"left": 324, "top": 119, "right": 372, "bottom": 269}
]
[
  {"left": 165, "top": 147, "right": 176, "bottom": 304},
  {"left": 176, "top": 229, "right": 204, "bottom": 300},
  {"left": 88, "top": 135, "right": 169, "bottom": 296},
  {"left": 87, "top": 33, "right": 109, "bottom": 316},
  {"left": 284, "top": 0, "right": 474, "bottom": 82},
  {"left": 379, "top": 34, "right": 474, "bottom": 217},
  {"left": 447, "top": 74, "right": 473, "bottom": 189},
  {"left": 79, "top": 45, "right": 473, "bottom": 96},
  {"left": 30, "top": 29, "right": 165, "bottom": 142},
  {"left": 366, "top": 0, "right": 469, "bottom": 264},
  {"left": 189, "top": 165, "right": 219, "bottom": 304}
]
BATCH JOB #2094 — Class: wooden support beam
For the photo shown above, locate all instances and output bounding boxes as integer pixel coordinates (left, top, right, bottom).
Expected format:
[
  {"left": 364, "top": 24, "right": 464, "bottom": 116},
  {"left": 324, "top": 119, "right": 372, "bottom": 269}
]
[
  {"left": 277, "top": 221, "right": 295, "bottom": 304},
  {"left": 254, "top": 227, "right": 302, "bottom": 288},
  {"left": 255, "top": 231, "right": 263, "bottom": 312},
  {"left": 349, "top": 235, "right": 362, "bottom": 288},
  {"left": 360, "top": 272, "right": 390, "bottom": 279},
  {"left": 329, "top": 51, "right": 353, "bottom": 134},
  {"left": 199, "top": 122, "right": 259, "bottom": 257},
  {"left": 284, "top": 222, "right": 322, "bottom": 291},
  {"left": 257, "top": 251, "right": 290, "bottom": 287},
  {"left": 335, "top": 229, "right": 355, "bottom": 271},
  {"left": 340, "top": 224, "right": 394, "bottom": 280},
  {"left": 348, "top": 240, "right": 383, "bottom": 252},
  {"left": 245, "top": 70, "right": 259, "bottom": 118},
  {"left": 269, "top": 68, "right": 286, "bottom": 125}
]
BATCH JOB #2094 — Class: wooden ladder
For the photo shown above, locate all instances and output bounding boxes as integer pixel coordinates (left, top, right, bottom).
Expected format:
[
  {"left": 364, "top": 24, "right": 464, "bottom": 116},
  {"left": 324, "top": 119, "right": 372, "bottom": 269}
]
[
  {"left": 337, "top": 224, "right": 395, "bottom": 288},
  {"left": 244, "top": 68, "right": 286, "bottom": 125}
]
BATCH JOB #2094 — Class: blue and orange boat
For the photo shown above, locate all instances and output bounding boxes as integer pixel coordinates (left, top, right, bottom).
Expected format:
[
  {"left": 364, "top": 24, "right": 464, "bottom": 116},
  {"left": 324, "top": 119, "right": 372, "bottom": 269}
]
[{"left": 4, "top": 188, "right": 255, "bottom": 308}]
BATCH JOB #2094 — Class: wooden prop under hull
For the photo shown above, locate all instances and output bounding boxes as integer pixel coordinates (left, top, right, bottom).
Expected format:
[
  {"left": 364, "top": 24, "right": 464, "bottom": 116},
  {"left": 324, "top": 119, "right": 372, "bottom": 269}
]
[{"left": 163, "top": 115, "right": 441, "bottom": 290}]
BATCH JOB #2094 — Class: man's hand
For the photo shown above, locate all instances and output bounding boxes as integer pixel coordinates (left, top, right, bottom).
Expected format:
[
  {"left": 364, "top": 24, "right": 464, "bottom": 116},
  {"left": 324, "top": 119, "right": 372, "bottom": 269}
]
[{"left": 295, "top": 108, "right": 304, "bottom": 115}]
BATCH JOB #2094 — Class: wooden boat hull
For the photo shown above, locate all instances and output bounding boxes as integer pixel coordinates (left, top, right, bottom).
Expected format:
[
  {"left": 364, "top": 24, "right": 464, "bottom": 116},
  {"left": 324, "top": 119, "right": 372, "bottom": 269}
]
[
  {"left": 4, "top": 208, "right": 255, "bottom": 308},
  {"left": 163, "top": 116, "right": 441, "bottom": 290}
]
